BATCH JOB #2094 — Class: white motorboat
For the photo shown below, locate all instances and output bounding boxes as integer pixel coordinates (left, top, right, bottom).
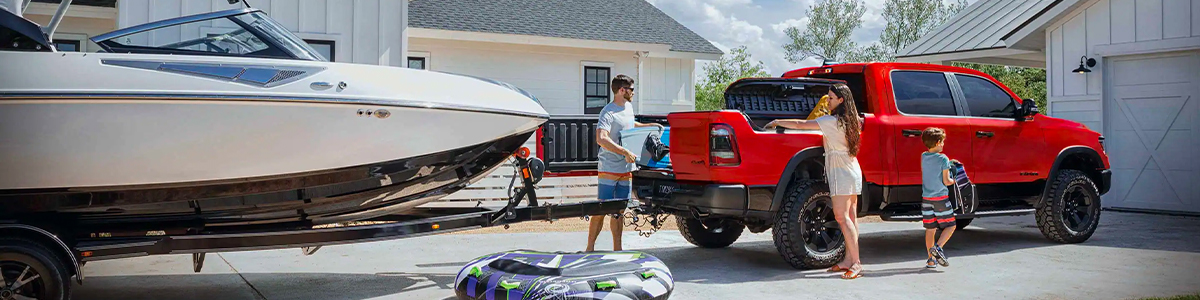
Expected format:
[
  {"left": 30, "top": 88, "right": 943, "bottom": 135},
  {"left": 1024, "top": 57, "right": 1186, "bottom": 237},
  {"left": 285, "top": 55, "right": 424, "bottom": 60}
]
[{"left": 0, "top": 4, "right": 548, "bottom": 231}]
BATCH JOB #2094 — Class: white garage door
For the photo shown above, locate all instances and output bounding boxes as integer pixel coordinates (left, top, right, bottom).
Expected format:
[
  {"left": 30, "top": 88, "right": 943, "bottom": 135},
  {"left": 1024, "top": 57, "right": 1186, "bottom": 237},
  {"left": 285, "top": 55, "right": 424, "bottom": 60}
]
[{"left": 1104, "top": 51, "right": 1200, "bottom": 213}]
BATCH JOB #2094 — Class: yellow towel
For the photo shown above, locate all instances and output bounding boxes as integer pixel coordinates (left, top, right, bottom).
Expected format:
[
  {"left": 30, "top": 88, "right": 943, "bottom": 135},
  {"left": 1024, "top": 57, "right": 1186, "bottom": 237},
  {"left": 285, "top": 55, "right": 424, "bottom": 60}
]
[{"left": 806, "top": 95, "right": 831, "bottom": 120}]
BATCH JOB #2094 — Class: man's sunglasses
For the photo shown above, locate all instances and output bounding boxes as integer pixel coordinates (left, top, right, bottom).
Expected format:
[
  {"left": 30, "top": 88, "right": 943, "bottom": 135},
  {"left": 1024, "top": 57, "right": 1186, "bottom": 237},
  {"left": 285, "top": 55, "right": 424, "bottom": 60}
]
[{"left": 622, "top": 87, "right": 636, "bottom": 92}]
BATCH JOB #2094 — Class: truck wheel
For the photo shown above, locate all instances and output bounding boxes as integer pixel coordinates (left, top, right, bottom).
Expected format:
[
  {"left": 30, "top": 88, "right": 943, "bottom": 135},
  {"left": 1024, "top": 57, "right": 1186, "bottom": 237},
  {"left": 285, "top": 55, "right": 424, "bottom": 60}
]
[
  {"left": 676, "top": 215, "right": 744, "bottom": 248},
  {"left": 1036, "top": 169, "right": 1102, "bottom": 244},
  {"left": 772, "top": 181, "right": 844, "bottom": 269},
  {"left": 0, "top": 237, "right": 70, "bottom": 300}
]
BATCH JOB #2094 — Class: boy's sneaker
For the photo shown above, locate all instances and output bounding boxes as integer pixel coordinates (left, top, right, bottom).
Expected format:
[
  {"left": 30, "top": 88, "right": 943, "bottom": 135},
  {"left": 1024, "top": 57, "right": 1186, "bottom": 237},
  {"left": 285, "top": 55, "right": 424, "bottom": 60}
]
[
  {"left": 929, "top": 246, "right": 950, "bottom": 267},
  {"left": 926, "top": 258, "right": 937, "bottom": 269}
]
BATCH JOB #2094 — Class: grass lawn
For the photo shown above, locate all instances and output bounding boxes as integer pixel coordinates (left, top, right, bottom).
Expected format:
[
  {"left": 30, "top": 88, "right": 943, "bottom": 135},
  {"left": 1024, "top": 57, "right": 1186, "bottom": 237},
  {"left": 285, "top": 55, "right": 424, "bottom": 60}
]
[{"left": 1140, "top": 294, "right": 1200, "bottom": 300}]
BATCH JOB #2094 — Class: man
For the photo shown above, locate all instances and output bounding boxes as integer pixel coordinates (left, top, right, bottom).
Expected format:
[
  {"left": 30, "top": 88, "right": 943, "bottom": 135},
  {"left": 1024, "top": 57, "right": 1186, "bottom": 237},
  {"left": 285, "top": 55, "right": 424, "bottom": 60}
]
[{"left": 586, "top": 74, "right": 662, "bottom": 252}]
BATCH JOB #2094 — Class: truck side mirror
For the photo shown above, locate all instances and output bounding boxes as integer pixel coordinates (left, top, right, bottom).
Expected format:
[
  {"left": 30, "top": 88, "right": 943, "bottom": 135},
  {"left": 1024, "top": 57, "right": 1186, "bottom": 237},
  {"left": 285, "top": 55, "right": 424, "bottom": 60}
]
[{"left": 1019, "top": 99, "right": 1039, "bottom": 121}]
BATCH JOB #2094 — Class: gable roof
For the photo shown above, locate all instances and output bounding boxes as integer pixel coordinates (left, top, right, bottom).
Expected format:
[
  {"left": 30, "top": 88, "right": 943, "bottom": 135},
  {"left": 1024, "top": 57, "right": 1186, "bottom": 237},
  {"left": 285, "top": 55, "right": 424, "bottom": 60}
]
[
  {"left": 897, "top": 0, "right": 1056, "bottom": 59},
  {"left": 408, "top": 0, "right": 722, "bottom": 55}
]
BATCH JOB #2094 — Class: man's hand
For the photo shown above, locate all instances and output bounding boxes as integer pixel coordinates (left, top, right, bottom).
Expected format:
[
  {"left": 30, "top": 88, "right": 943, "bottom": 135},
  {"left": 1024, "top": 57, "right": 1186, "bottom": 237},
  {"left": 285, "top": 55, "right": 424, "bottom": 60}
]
[
  {"left": 650, "top": 123, "right": 664, "bottom": 130},
  {"left": 623, "top": 150, "right": 638, "bottom": 163}
]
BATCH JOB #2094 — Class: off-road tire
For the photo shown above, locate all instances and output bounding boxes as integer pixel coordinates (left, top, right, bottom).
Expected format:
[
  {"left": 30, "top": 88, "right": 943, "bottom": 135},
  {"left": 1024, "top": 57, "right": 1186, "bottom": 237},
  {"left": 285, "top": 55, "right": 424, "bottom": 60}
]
[
  {"left": 676, "top": 215, "right": 744, "bottom": 248},
  {"left": 772, "top": 181, "right": 844, "bottom": 269},
  {"left": 1036, "top": 169, "right": 1102, "bottom": 243},
  {"left": 0, "top": 237, "right": 71, "bottom": 300},
  {"left": 955, "top": 218, "right": 973, "bottom": 230}
]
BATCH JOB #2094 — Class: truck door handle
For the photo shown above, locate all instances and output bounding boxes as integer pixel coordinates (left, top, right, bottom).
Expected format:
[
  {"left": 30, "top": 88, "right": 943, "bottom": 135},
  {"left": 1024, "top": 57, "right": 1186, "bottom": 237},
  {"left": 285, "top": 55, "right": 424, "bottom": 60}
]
[
  {"left": 976, "top": 131, "right": 994, "bottom": 138},
  {"left": 902, "top": 129, "right": 921, "bottom": 137}
]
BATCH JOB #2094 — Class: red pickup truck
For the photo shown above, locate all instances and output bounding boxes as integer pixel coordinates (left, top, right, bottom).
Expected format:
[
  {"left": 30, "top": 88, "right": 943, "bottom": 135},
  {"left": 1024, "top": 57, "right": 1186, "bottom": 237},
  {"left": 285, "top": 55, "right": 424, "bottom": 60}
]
[{"left": 630, "top": 62, "right": 1111, "bottom": 269}]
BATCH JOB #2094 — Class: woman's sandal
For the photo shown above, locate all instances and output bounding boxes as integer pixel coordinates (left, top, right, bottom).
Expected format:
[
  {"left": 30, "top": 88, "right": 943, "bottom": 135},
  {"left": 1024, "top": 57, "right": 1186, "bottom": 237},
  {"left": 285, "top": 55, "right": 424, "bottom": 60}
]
[
  {"left": 841, "top": 267, "right": 863, "bottom": 280},
  {"left": 827, "top": 265, "right": 848, "bottom": 273}
]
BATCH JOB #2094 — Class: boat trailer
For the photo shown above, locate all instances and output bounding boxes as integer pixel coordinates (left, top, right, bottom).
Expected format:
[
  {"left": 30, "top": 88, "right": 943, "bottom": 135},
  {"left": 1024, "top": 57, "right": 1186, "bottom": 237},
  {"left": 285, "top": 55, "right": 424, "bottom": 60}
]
[{"left": 0, "top": 149, "right": 628, "bottom": 298}]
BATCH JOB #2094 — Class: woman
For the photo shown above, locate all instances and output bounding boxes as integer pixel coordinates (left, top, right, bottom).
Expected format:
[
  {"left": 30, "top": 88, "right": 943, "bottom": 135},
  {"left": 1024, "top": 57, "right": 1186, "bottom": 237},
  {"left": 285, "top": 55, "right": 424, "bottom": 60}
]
[{"left": 765, "top": 83, "right": 864, "bottom": 279}]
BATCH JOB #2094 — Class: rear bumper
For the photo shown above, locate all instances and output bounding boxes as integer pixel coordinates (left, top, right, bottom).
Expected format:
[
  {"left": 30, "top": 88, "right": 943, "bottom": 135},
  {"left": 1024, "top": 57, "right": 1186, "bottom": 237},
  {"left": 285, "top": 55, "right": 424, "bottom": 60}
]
[
  {"left": 632, "top": 175, "right": 747, "bottom": 217},
  {"left": 1099, "top": 169, "right": 1112, "bottom": 195}
]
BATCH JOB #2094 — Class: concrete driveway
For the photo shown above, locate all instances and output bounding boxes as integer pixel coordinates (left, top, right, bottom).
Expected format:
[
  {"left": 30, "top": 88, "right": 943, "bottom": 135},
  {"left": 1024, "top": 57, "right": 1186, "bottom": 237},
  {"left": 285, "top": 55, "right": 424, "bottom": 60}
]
[{"left": 73, "top": 211, "right": 1200, "bottom": 300}]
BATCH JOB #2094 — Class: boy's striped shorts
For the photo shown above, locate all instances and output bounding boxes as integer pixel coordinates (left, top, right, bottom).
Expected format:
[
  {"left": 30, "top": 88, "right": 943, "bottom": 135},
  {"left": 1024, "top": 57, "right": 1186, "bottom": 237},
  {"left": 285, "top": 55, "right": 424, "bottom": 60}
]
[{"left": 922, "top": 195, "right": 957, "bottom": 229}]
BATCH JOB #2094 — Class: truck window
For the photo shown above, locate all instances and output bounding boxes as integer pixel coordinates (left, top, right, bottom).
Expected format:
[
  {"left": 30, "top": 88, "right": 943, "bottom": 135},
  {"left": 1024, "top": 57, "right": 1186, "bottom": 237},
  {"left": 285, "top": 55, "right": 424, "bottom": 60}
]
[
  {"left": 957, "top": 74, "right": 1018, "bottom": 118},
  {"left": 892, "top": 71, "right": 957, "bottom": 116}
]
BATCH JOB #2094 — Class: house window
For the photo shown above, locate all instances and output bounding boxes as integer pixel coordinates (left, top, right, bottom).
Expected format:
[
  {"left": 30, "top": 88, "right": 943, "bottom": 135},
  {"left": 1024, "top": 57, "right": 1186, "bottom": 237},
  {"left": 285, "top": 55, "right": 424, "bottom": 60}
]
[
  {"left": 584, "top": 66, "right": 611, "bottom": 114},
  {"left": 407, "top": 57, "right": 426, "bottom": 70},
  {"left": 52, "top": 39, "right": 80, "bottom": 52},
  {"left": 304, "top": 39, "right": 335, "bottom": 62}
]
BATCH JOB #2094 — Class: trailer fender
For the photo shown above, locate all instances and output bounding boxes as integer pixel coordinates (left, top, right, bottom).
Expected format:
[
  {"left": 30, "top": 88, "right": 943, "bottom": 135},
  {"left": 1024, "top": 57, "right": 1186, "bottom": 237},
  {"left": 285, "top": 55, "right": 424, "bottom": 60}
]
[{"left": 0, "top": 224, "right": 82, "bottom": 284}]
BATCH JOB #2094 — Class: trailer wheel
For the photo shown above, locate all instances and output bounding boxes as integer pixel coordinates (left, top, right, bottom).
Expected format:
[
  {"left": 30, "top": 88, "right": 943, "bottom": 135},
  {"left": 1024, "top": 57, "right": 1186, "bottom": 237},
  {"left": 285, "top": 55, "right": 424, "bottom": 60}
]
[
  {"left": 772, "top": 180, "right": 844, "bottom": 269},
  {"left": 0, "top": 238, "right": 70, "bottom": 300},
  {"left": 676, "top": 215, "right": 744, "bottom": 248}
]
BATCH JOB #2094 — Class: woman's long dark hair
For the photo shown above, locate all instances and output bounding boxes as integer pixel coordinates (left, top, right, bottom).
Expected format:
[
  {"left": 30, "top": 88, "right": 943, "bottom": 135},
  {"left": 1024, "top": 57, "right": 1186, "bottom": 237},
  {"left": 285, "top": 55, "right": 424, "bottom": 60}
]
[{"left": 830, "top": 84, "right": 862, "bottom": 157}]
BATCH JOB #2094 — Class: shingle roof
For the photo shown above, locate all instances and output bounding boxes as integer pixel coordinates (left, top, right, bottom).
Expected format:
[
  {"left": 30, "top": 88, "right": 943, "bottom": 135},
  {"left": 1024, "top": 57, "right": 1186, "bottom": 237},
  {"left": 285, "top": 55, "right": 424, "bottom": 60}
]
[
  {"left": 897, "top": 0, "right": 1055, "bottom": 58},
  {"left": 32, "top": 0, "right": 115, "bottom": 8},
  {"left": 408, "top": 0, "right": 723, "bottom": 55}
]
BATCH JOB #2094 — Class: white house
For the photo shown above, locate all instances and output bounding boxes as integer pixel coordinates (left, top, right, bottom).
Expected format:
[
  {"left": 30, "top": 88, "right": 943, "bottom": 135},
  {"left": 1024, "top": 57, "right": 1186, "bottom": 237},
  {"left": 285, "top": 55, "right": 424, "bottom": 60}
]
[
  {"left": 897, "top": 0, "right": 1200, "bottom": 214},
  {"left": 14, "top": 0, "right": 722, "bottom": 202}
]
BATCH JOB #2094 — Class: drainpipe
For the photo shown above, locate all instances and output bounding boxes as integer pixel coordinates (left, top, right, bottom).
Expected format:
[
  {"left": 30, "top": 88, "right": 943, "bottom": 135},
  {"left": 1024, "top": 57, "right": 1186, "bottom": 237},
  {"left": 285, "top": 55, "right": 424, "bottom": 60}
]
[{"left": 636, "top": 51, "right": 647, "bottom": 114}]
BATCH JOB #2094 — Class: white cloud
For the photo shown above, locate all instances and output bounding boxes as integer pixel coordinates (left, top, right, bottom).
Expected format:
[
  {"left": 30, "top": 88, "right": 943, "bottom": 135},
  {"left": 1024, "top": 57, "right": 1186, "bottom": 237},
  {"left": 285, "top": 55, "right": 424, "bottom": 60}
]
[
  {"left": 770, "top": 18, "right": 808, "bottom": 37},
  {"left": 648, "top": 0, "right": 980, "bottom": 79}
]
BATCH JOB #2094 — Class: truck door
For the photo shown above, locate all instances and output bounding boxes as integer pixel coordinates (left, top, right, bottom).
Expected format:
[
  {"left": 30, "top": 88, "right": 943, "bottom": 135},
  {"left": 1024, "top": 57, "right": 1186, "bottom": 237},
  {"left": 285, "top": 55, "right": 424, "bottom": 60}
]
[
  {"left": 888, "top": 71, "right": 974, "bottom": 186},
  {"left": 951, "top": 73, "right": 1045, "bottom": 184}
]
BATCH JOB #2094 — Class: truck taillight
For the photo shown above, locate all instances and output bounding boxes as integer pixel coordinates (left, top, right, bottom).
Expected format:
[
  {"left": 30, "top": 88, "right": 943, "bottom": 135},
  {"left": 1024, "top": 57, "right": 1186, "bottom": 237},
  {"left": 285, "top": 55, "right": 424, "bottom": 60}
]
[{"left": 710, "top": 124, "right": 740, "bottom": 166}]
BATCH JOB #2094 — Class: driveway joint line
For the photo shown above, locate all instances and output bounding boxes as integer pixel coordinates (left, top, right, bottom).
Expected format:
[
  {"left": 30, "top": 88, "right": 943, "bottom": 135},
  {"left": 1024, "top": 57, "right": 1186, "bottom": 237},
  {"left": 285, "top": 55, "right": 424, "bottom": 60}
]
[{"left": 218, "top": 253, "right": 269, "bottom": 300}]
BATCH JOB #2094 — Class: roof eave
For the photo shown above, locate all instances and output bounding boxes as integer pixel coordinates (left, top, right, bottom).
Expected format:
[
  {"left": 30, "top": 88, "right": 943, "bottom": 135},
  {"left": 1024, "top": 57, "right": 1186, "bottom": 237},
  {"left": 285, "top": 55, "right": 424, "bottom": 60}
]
[
  {"left": 896, "top": 47, "right": 1045, "bottom": 68},
  {"left": 1002, "top": 0, "right": 1088, "bottom": 51}
]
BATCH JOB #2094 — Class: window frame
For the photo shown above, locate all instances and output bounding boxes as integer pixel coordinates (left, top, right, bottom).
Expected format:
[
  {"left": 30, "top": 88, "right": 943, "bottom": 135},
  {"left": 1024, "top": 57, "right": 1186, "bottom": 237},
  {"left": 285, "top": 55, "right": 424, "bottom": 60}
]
[
  {"left": 302, "top": 39, "right": 335, "bottom": 62},
  {"left": 583, "top": 66, "right": 612, "bottom": 115},
  {"left": 51, "top": 39, "right": 81, "bottom": 52},
  {"left": 406, "top": 56, "right": 427, "bottom": 70},
  {"left": 889, "top": 70, "right": 965, "bottom": 117},
  {"left": 951, "top": 73, "right": 1021, "bottom": 120}
]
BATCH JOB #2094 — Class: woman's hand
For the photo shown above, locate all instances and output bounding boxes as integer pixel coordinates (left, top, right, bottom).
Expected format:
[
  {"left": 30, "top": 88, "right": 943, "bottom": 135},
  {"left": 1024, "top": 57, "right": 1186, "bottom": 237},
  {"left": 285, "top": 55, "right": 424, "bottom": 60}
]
[{"left": 764, "top": 120, "right": 778, "bottom": 130}]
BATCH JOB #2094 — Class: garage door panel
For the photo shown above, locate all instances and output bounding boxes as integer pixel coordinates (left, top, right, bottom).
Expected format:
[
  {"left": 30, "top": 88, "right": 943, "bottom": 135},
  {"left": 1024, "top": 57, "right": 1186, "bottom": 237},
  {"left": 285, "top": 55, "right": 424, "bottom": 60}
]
[
  {"left": 1103, "top": 51, "right": 1199, "bottom": 213},
  {"left": 1111, "top": 54, "right": 1195, "bottom": 86}
]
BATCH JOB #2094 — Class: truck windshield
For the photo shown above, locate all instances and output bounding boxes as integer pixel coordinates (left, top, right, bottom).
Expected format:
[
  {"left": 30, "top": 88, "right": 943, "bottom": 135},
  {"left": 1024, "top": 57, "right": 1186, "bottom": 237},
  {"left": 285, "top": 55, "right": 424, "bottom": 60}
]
[{"left": 808, "top": 73, "right": 870, "bottom": 114}]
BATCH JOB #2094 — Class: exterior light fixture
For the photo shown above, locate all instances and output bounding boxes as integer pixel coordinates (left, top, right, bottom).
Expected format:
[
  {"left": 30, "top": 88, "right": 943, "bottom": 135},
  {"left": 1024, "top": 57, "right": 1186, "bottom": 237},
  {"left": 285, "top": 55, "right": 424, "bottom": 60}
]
[{"left": 1073, "top": 55, "right": 1096, "bottom": 74}]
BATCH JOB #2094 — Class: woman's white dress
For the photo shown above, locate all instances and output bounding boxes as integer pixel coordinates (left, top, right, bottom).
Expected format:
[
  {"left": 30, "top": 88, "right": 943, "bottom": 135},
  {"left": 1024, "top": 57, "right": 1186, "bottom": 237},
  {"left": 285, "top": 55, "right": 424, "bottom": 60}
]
[{"left": 815, "top": 115, "right": 863, "bottom": 196}]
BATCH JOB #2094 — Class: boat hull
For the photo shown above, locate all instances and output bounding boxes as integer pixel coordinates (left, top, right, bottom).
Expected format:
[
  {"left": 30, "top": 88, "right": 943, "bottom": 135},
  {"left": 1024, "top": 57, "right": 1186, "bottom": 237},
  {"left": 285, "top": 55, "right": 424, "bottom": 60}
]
[{"left": 1, "top": 130, "right": 534, "bottom": 232}]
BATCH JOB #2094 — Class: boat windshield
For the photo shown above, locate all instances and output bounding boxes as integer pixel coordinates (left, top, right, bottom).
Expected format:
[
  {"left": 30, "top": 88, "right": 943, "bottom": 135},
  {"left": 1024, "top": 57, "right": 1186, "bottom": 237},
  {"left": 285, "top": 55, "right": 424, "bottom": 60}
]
[{"left": 92, "top": 9, "right": 326, "bottom": 61}]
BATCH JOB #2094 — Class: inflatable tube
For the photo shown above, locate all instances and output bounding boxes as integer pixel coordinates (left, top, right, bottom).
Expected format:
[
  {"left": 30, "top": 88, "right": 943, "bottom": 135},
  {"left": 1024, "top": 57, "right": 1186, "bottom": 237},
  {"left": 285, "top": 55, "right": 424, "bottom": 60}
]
[{"left": 455, "top": 250, "right": 674, "bottom": 300}]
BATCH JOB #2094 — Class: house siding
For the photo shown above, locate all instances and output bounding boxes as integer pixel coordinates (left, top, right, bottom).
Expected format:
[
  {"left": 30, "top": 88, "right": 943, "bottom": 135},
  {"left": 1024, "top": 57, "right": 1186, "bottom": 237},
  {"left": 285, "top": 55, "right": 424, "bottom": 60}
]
[
  {"left": 1045, "top": 0, "right": 1199, "bottom": 131},
  {"left": 411, "top": 37, "right": 698, "bottom": 201},
  {"left": 116, "top": 0, "right": 407, "bottom": 66}
]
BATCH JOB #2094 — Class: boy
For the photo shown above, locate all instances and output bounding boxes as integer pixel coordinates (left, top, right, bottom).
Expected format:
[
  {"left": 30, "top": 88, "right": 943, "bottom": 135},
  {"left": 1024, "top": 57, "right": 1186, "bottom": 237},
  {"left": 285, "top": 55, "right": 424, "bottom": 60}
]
[{"left": 921, "top": 127, "right": 958, "bottom": 268}]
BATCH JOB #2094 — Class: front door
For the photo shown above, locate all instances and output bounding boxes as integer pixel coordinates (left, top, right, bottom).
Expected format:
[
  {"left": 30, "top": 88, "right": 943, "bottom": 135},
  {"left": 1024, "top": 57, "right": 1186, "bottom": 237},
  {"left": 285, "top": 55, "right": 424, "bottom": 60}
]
[
  {"left": 954, "top": 74, "right": 1046, "bottom": 184},
  {"left": 889, "top": 71, "right": 974, "bottom": 186}
]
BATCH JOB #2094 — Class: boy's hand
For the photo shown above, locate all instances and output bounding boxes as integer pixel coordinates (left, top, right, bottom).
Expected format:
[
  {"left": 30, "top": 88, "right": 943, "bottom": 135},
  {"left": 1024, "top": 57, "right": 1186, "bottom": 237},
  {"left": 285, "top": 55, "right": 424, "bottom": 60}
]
[{"left": 950, "top": 159, "right": 961, "bottom": 164}]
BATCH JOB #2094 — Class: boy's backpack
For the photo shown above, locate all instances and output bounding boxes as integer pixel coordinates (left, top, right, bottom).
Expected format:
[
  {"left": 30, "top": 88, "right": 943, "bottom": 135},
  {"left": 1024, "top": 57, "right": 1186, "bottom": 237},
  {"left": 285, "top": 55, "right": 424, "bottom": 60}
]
[{"left": 950, "top": 162, "right": 977, "bottom": 215}]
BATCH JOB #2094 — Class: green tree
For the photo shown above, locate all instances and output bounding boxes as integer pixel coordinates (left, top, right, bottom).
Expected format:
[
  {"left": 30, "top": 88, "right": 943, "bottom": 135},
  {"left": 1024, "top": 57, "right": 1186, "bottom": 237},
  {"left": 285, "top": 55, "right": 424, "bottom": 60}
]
[
  {"left": 782, "top": 0, "right": 867, "bottom": 63},
  {"left": 877, "top": 0, "right": 968, "bottom": 60},
  {"left": 953, "top": 62, "right": 1048, "bottom": 110},
  {"left": 695, "top": 46, "right": 771, "bottom": 111}
]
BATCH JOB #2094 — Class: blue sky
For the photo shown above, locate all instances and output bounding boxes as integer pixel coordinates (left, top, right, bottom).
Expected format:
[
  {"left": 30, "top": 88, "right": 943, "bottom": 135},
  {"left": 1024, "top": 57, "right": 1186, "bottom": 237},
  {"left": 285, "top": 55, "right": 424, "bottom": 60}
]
[{"left": 645, "top": 0, "right": 978, "bottom": 77}]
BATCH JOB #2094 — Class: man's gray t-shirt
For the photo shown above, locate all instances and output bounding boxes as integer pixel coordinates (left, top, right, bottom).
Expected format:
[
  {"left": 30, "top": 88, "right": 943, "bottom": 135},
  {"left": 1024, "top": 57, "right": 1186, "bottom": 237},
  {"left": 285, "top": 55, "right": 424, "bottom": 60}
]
[
  {"left": 597, "top": 102, "right": 636, "bottom": 174},
  {"left": 921, "top": 152, "right": 951, "bottom": 198}
]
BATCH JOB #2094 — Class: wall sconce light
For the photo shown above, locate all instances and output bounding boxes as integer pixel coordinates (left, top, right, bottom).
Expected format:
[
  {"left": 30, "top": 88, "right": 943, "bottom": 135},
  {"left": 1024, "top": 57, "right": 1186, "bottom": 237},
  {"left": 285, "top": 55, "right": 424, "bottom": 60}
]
[{"left": 1073, "top": 55, "right": 1096, "bottom": 74}]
